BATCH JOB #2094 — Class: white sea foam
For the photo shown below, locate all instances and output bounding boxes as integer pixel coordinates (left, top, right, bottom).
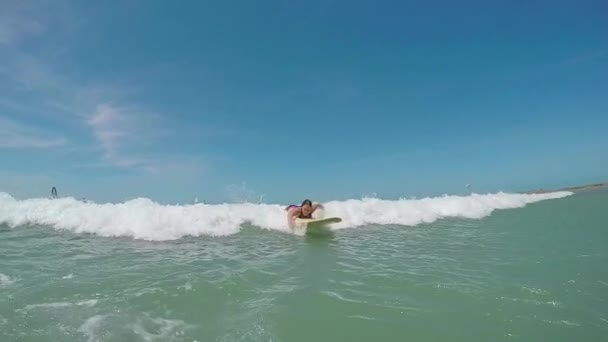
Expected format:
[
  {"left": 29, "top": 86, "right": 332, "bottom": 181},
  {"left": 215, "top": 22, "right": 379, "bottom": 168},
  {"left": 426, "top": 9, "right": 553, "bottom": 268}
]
[
  {"left": 0, "top": 191, "right": 572, "bottom": 241},
  {"left": 0, "top": 273, "right": 15, "bottom": 287},
  {"left": 78, "top": 315, "right": 107, "bottom": 342},
  {"left": 131, "top": 316, "right": 192, "bottom": 341},
  {"left": 542, "top": 319, "right": 581, "bottom": 327},
  {"left": 21, "top": 299, "right": 98, "bottom": 311}
]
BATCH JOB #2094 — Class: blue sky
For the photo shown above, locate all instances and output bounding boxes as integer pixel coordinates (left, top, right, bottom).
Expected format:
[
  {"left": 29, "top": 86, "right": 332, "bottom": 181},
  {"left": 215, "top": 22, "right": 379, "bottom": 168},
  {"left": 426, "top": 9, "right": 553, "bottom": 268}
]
[{"left": 1, "top": 0, "right": 607, "bottom": 203}]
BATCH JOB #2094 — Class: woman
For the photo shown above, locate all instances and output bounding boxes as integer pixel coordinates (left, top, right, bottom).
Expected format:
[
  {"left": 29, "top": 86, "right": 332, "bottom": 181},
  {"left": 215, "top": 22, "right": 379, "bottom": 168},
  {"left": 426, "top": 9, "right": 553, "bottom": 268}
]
[{"left": 286, "top": 199, "right": 323, "bottom": 229}]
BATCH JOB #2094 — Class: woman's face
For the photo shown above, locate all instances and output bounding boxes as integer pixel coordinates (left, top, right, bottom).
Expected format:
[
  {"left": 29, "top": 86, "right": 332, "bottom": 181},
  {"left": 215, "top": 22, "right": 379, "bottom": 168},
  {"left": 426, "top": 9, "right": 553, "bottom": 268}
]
[{"left": 301, "top": 204, "right": 312, "bottom": 217}]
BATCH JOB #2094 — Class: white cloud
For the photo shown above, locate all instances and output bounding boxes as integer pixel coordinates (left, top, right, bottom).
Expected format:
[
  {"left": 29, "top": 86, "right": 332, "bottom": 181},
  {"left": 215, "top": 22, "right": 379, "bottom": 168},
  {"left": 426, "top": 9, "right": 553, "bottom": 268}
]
[
  {"left": 0, "top": 2, "right": 45, "bottom": 45},
  {"left": 0, "top": 116, "right": 66, "bottom": 148},
  {"left": 0, "top": 1, "right": 209, "bottom": 177},
  {"left": 84, "top": 103, "right": 205, "bottom": 175},
  {"left": 0, "top": 18, "right": 43, "bottom": 45},
  {"left": 87, "top": 104, "right": 130, "bottom": 157}
]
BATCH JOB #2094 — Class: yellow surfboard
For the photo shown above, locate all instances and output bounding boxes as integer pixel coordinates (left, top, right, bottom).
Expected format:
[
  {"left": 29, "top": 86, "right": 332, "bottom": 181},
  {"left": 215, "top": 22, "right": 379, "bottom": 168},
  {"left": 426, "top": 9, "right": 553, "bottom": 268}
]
[{"left": 295, "top": 217, "right": 342, "bottom": 230}]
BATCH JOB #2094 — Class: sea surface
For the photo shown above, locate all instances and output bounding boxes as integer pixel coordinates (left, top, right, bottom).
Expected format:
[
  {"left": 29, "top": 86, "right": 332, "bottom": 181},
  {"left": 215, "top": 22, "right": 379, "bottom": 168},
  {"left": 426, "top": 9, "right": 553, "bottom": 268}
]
[{"left": 1, "top": 189, "right": 607, "bottom": 341}]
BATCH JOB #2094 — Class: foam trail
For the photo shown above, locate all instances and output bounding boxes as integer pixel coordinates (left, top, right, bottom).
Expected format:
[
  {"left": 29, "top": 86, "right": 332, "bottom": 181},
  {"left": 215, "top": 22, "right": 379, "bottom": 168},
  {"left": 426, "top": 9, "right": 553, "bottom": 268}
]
[{"left": 0, "top": 191, "right": 572, "bottom": 241}]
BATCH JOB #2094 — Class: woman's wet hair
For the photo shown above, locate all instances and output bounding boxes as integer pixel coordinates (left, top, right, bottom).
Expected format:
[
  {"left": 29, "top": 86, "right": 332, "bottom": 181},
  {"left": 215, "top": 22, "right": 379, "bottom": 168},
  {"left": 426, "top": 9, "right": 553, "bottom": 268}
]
[{"left": 301, "top": 199, "right": 312, "bottom": 207}]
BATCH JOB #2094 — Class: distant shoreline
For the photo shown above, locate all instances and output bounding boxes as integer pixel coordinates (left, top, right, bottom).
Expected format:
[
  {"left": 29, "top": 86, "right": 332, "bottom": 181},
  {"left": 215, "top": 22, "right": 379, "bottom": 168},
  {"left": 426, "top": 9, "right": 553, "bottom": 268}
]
[{"left": 523, "top": 182, "right": 607, "bottom": 194}]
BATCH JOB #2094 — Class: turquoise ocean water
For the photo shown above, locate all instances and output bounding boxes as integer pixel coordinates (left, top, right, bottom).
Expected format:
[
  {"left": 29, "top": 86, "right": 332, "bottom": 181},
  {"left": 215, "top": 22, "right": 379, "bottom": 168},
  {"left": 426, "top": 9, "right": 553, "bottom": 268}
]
[{"left": 1, "top": 189, "right": 607, "bottom": 341}]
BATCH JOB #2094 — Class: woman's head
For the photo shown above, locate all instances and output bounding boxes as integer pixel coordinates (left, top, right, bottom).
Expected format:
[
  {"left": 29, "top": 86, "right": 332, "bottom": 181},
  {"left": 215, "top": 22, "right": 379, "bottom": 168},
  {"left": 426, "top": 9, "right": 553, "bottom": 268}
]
[{"left": 300, "top": 199, "right": 313, "bottom": 217}]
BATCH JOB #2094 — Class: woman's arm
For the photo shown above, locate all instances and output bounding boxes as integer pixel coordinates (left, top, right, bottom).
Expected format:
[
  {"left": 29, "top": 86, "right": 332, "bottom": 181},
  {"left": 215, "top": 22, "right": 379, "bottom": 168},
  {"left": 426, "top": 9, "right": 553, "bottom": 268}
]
[{"left": 287, "top": 208, "right": 300, "bottom": 229}]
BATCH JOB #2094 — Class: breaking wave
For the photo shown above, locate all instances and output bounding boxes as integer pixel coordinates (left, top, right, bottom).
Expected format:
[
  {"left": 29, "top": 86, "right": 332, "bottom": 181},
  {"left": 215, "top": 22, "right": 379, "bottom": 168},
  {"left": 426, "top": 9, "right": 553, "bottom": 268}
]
[{"left": 0, "top": 191, "right": 572, "bottom": 241}]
